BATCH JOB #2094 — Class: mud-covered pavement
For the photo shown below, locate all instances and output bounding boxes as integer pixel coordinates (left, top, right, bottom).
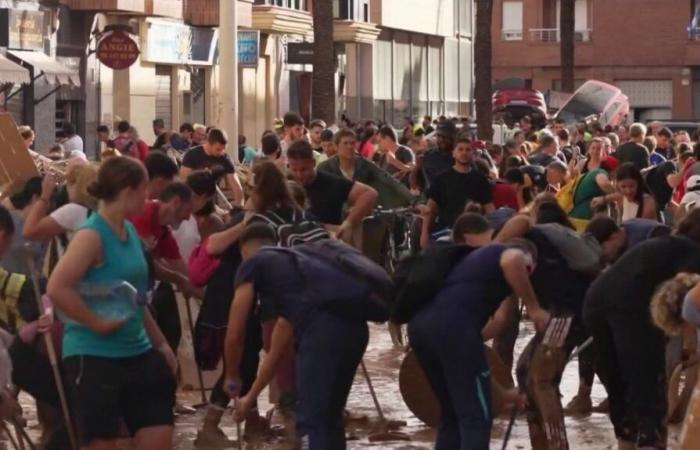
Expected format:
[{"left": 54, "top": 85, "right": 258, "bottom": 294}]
[{"left": 14, "top": 322, "right": 681, "bottom": 449}]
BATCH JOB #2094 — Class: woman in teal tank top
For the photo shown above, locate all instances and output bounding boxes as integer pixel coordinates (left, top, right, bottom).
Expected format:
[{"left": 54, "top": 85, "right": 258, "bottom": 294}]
[
  {"left": 47, "top": 157, "right": 176, "bottom": 450},
  {"left": 569, "top": 139, "right": 616, "bottom": 229}
]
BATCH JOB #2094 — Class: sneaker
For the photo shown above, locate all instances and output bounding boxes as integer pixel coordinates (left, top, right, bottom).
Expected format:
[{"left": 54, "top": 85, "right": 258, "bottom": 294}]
[
  {"left": 194, "top": 427, "right": 237, "bottom": 448},
  {"left": 592, "top": 398, "right": 609, "bottom": 413},
  {"left": 564, "top": 394, "right": 592, "bottom": 416}
]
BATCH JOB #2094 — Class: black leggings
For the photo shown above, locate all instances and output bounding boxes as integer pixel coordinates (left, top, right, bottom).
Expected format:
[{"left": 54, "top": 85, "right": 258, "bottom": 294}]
[
  {"left": 585, "top": 310, "right": 667, "bottom": 449},
  {"left": 210, "top": 312, "right": 262, "bottom": 408},
  {"left": 150, "top": 283, "right": 181, "bottom": 354}
]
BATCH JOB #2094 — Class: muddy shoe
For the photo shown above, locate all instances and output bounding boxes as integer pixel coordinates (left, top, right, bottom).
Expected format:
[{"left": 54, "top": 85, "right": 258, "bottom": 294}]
[
  {"left": 592, "top": 398, "right": 609, "bottom": 413},
  {"left": 564, "top": 394, "right": 592, "bottom": 416},
  {"left": 194, "top": 427, "right": 237, "bottom": 448}
]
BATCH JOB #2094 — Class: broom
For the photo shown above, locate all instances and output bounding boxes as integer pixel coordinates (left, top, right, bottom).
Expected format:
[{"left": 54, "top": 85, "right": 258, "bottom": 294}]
[
  {"left": 23, "top": 247, "right": 79, "bottom": 450},
  {"left": 360, "top": 360, "right": 410, "bottom": 442}
]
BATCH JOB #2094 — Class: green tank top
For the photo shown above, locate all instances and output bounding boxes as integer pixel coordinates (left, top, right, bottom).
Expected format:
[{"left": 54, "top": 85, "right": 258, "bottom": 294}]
[
  {"left": 62, "top": 214, "right": 151, "bottom": 359},
  {"left": 569, "top": 168, "right": 606, "bottom": 220}
]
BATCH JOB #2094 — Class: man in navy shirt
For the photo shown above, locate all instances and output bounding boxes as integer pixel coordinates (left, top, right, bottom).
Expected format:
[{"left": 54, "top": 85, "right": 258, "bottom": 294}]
[{"left": 223, "top": 224, "right": 372, "bottom": 450}]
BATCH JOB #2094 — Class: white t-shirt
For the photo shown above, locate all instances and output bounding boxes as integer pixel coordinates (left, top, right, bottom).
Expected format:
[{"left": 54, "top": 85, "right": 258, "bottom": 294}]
[
  {"left": 49, "top": 203, "right": 90, "bottom": 240},
  {"left": 63, "top": 135, "right": 84, "bottom": 153}
]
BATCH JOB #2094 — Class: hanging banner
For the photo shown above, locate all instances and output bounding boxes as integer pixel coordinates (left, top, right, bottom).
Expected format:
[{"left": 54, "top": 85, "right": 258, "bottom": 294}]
[
  {"left": 238, "top": 30, "right": 259, "bottom": 68},
  {"left": 96, "top": 29, "right": 139, "bottom": 70}
]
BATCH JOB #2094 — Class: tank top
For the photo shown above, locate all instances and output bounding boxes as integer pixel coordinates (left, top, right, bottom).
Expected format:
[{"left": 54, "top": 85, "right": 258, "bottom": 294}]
[
  {"left": 621, "top": 197, "right": 640, "bottom": 222},
  {"left": 62, "top": 214, "right": 151, "bottom": 359},
  {"left": 570, "top": 168, "right": 606, "bottom": 220}
]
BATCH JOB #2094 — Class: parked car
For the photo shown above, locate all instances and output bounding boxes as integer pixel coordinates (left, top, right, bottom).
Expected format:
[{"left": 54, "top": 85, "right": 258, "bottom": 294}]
[
  {"left": 555, "top": 80, "right": 629, "bottom": 128},
  {"left": 492, "top": 88, "right": 548, "bottom": 128}
]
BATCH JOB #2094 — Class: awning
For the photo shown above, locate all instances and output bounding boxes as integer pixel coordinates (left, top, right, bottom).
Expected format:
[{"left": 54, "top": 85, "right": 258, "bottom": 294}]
[
  {"left": 0, "top": 54, "right": 29, "bottom": 84},
  {"left": 7, "top": 50, "right": 80, "bottom": 87}
]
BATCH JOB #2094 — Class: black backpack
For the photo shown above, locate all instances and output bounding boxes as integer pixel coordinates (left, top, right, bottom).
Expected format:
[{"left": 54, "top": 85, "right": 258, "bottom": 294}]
[
  {"left": 391, "top": 244, "right": 476, "bottom": 324},
  {"left": 252, "top": 209, "right": 330, "bottom": 247}
]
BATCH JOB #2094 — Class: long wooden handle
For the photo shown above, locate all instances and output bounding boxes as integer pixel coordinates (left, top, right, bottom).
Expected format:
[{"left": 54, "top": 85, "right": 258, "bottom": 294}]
[{"left": 22, "top": 246, "right": 79, "bottom": 450}]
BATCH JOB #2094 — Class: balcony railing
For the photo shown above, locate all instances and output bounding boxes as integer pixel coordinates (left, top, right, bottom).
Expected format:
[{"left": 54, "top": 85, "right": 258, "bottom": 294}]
[
  {"left": 690, "top": 26, "right": 700, "bottom": 40},
  {"left": 501, "top": 29, "right": 523, "bottom": 41},
  {"left": 529, "top": 28, "right": 592, "bottom": 43},
  {"left": 254, "top": 0, "right": 307, "bottom": 11}
]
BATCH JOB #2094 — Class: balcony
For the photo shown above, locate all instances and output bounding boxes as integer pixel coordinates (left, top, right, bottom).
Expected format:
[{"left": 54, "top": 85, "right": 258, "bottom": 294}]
[
  {"left": 59, "top": 0, "right": 145, "bottom": 13},
  {"left": 145, "top": 0, "right": 182, "bottom": 19},
  {"left": 528, "top": 28, "right": 592, "bottom": 43},
  {"left": 252, "top": 0, "right": 312, "bottom": 35},
  {"left": 183, "top": 0, "right": 252, "bottom": 27}
]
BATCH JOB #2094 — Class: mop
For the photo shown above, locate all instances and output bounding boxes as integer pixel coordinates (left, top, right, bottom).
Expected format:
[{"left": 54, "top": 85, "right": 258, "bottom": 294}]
[
  {"left": 23, "top": 247, "right": 79, "bottom": 450},
  {"left": 360, "top": 360, "right": 410, "bottom": 442}
]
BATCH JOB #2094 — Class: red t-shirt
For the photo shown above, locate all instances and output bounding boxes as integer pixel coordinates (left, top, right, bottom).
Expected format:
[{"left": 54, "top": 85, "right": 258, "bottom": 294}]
[
  {"left": 491, "top": 180, "right": 519, "bottom": 210},
  {"left": 129, "top": 200, "right": 181, "bottom": 260},
  {"left": 136, "top": 140, "right": 149, "bottom": 162}
]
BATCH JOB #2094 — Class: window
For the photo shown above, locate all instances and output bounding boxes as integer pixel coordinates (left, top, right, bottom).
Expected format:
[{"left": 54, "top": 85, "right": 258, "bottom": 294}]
[
  {"left": 502, "top": 1, "right": 523, "bottom": 40},
  {"left": 254, "top": 0, "right": 308, "bottom": 11},
  {"left": 444, "top": 38, "right": 459, "bottom": 102},
  {"left": 334, "top": 0, "right": 370, "bottom": 21},
  {"left": 373, "top": 38, "right": 392, "bottom": 100},
  {"left": 455, "top": 0, "right": 472, "bottom": 36}
]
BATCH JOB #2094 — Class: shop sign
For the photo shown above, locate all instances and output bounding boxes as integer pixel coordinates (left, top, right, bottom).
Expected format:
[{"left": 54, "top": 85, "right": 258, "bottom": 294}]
[
  {"left": 0, "top": 9, "right": 45, "bottom": 51},
  {"left": 96, "top": 30, "right": 140, "bottom": 70},
  {"left": 287, "top": 42, "right": 314, "bottom": 65},
  {"left": 238, "top": 30, "right": 259, "bottom": 68},
  {"left": 143, "top": 19, "right": 216, "bottom": 66}
]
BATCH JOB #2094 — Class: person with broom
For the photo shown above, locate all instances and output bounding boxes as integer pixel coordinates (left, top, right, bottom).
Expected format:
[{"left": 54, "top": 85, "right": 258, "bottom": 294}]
[
  {"left": 47, "top": 157, "right": 177, "bottom": 450},
  {"left": 407, "top": 240, "right": 550, "bottom": 450},
  {"left": 223, "top": 223, "right": 389, "bottom": 450}
]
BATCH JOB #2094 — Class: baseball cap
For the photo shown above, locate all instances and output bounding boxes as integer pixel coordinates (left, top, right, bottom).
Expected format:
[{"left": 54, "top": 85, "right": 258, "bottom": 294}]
[{"left": 687, "top": 175, "right": 700, "bottom": 191}]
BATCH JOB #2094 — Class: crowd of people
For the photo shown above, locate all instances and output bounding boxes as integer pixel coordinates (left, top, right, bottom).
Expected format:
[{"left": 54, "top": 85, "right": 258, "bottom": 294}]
[{"left": 2, "top": 110, "right": 700, "bottom": 450}]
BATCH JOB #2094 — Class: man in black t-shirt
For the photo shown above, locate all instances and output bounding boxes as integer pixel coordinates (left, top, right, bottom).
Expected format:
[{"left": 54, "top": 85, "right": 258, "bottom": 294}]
[
  {"left": 613, "top": 123, "right": 649, "bottom": 170},
  {"left": 181, "top": 128, "right": 244, "bottom": 207},
  {"left": 421, "top": 136, "right": 494, "bottom": 248},
  {"left": 287, "top": 140, "right": 377, "bottom": 239}
]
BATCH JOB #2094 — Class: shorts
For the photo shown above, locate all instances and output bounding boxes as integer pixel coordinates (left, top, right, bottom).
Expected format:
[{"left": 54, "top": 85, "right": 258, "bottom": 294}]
[{"left": 64, "top": 349, "right": 176, "bottom": 446}]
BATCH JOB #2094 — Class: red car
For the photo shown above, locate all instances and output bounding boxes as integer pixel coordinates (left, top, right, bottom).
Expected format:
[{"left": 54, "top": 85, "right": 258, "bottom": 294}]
[{"left": 492, "top": 88, "right": 548, "bottom": 128}]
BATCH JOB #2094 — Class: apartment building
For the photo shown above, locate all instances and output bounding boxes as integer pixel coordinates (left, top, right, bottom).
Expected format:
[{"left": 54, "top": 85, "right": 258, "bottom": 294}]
[{"left": 493, "top": 0, "right": 700, "bottom": 122}]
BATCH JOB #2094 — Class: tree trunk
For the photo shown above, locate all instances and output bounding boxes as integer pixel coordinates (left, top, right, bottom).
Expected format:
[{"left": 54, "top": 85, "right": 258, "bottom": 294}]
[
  {"left": 560, "top": 0, "right": 575, "bottom": 92},
  {"left": 474, "top": 0, "right": 493, "bottom": 141},
  {"left": 311, "top": 0, "right": 336, "bottom": 125}
]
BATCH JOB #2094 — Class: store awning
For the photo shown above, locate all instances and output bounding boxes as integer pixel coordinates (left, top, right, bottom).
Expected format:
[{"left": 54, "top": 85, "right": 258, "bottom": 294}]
[
  {"left": 7, "top": 50, "right": 80, "bottom": 87},
  {"left": 0, "top": 54, "right": 29, "bottom": 84}
]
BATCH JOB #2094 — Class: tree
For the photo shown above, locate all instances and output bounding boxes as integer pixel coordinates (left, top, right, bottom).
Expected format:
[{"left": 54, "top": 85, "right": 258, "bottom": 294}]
[
  {"left": 311, "top": 0, "right": 336, "bottom": 124},
  {"left": 474, "top": 0, "right": 494, "bottom": 141},
  {"left": 560, "top": 0, "right": 575, "bottom": 92}
]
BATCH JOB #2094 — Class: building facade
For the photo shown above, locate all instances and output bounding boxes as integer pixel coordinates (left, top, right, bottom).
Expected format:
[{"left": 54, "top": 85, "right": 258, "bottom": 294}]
[
  {"left": 0, "top": 0, "right": 475, "bottom": 156},
  {"left": 493, "top": 0, "right": 700, "bottom": 122}
]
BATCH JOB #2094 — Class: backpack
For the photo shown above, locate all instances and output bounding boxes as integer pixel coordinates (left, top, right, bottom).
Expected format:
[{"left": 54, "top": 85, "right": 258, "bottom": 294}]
[
  {"left": 252, "top": 209, "right": 330, "bottom": 247},
  {"left": 391, "top": 244, "right": 476, "bottom": 324},
  {"left": 291, "top": 239, "right": 394, "bottom": 322},
  {"left": 556, "top": 174, "right": 582, "bottom": 214},
  {"left": 533, "top": 223, "right": 601, "bottom": 274}
]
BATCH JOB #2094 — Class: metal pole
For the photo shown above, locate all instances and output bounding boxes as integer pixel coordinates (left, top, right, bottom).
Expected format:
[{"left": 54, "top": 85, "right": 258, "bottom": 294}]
[{"left": 219, "top": 0, "right": 239, "bottom": 157}]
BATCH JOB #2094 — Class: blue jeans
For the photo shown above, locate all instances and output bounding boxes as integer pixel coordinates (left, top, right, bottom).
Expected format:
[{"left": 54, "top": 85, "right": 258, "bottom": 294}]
[
  {"left": 408, "top": 301, "right": 492, "bottom": 450},
  {"left": 296, "top": 311, "right": 369, "bottom": 450}
]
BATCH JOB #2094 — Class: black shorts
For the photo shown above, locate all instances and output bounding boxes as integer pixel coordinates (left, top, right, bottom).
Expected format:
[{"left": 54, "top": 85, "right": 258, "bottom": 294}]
[{"left": 64, "top": 349, "right": 176, "bottom": 446}]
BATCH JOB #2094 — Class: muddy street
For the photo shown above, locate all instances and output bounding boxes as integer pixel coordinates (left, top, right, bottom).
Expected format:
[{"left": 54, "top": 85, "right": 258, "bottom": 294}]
[{"left": 11, "top": 321, "right": 680, "bottom": 449}]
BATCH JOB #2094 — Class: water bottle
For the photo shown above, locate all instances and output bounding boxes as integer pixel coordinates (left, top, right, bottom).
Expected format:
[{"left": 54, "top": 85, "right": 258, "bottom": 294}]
[
  {"left": 56, "top": 280, "right": 146, "bottom": 325},
  {"left": 0, "top": 344, "right": 12, "bottom": 389}
]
